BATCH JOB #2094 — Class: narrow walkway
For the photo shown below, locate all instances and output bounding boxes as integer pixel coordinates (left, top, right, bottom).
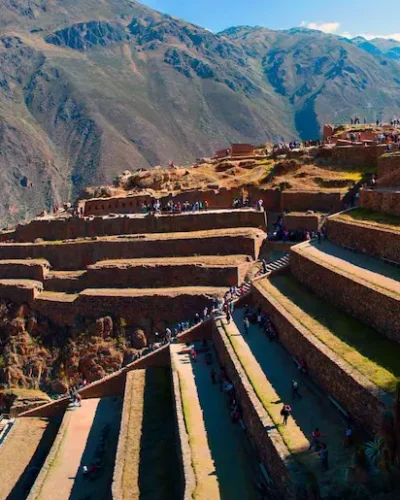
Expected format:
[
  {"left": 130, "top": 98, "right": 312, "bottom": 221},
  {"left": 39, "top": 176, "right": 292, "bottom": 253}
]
[
  {"left": 233, "top": 309, "right": 354, "bottom": 492},
  {"left": 171, "top": 344, "right": 259, "bottom": 499},
  {"left": 37, "top": 399, "right": 100, "bottom": 500},
  {"left": 300, "top": 240, "right": 400, "bottom": 293}
]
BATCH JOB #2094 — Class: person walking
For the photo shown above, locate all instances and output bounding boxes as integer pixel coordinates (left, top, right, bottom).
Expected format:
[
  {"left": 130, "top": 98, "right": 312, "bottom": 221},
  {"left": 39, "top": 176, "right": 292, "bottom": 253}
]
[
  {"left": 280, "top": 404, "right": 292, "bottom": 425},
  {"left": 309, "top": 428, "right": 324, "bottom": 450},
  {"left": 291, "top": 380, "right": 302, "bottom": 399},
  {"left": 244, "top": 316, "right": 250, "bottom": 335},
  {"left": 344, "top": 426, "right": 353, "bottom": 448},
  {"left": 318, "top": 443, "right": 329, "bottom": 471},
  {"left": 226, "top": 309, "right": 231, "bottom": 324}
]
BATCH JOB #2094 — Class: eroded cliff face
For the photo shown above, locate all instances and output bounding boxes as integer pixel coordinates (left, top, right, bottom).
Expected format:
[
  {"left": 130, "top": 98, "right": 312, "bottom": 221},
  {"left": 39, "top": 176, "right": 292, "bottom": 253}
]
[{"left": 0, "top": 299, "right": 149, "bottom": 394}]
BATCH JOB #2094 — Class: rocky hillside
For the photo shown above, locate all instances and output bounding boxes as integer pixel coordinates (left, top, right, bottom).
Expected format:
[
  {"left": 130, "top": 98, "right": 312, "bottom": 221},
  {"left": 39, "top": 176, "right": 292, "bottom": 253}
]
[
  {"left": 0, "top": 0, "right": 400, "bottom": 224},
  {"left": 0, "top": 298, "right": 150, "bottom": 395}
]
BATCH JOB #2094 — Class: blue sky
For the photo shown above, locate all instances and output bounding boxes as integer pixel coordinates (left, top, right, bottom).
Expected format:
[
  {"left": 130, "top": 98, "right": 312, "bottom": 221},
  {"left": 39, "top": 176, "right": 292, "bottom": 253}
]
[{"left": 140, "top": 0, "right": 400, "bottom": 40}]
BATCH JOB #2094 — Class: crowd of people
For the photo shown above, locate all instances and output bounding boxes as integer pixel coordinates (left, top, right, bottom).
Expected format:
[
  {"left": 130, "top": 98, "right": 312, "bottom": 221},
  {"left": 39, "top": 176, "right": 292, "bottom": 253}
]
[
  {"left": 232, "top": 197, "right": 264, "bottom": 211},
  {"left": 267, "top": 214, "right": 324, "bottom": 243},
  {"left": 141, "top": 199, "right": 209, "bottom": 214}
]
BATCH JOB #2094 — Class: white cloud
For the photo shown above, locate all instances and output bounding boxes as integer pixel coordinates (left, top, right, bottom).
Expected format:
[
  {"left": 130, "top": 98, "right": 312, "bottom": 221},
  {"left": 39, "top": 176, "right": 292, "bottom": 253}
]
[
  {"left": 300, "top": 21, "right": 400, "bottom": 42},
  {"left": 301, "top": 21, "right": 340, "bottom": 34}
]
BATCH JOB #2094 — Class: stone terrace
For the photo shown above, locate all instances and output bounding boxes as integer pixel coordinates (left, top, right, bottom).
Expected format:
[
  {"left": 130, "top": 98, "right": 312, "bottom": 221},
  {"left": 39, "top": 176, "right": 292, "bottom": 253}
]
[
  {"left": 290, "top": 240, "right": 400, "bottom": 342},
  {"left": 28, "top": 397, "right": 122, "bottom": 500},
  {"left": 0, "top": 222, "right": 264, "bottom": 326}
]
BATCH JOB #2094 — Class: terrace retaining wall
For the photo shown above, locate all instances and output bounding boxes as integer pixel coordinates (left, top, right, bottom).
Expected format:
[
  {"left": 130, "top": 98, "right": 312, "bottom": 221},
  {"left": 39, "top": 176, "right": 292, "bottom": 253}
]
[
  {"left": 290, "top": 248, "right": 400, "bottom": 342},
  {"left": 283, "top": 214, "right": 319, "bottom": 231},
  {"left": 13, "top": 211, "right": 267, "bottom": 243},
  {"left": 290, "top": 246, "right": 400, "bottom": 343},
  {"left": 252, "top": 279, "right": 386, "bottom": 433},
  {"left": 0, "top": 232, "right": 263, "bottom": 271},
  {"left": 83, "top": 187, "right": 282, "bottom": 216},
  {"left": 327, "top": 216, "right": 400, "bottom": 262},
  {"left": 280, "top": 191, "right": 342, "bottom": 212},
  {"left": 360, "top": 189, "right": 400, "bottom": 217},
  {"left": 331, "top": 144, "right": 386, "bottom": 167},
  {"left": 378, "top": 153, "right": 400, "bottom": 178}
]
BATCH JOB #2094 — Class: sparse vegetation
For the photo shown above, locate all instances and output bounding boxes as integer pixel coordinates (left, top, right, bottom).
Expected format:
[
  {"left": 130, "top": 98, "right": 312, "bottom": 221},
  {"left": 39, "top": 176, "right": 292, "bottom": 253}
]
[
  {"left": 337, "top": 207, "right": 400, "bottom": 232},
  {"left": 262, "top": 275, "right": 400, "bottom": 393}
]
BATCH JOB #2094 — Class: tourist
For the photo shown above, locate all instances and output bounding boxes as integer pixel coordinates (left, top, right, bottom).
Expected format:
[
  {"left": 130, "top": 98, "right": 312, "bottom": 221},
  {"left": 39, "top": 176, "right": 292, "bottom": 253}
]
[
  {"left": 226, "top": 309, "right": 231, "bottom": 324},
  {"left": 344, "top": 426, "right": 353, "bottom": 447},
  {"left": 309, "top": 428, "right": 324, "bottom": 450},
  {"left": 262, "top": 259, "right": 268, "bottom": 274},
  {"left": 195, "top": 312, "right": 200, "bottom": 324},
  {"left": 291, "top": 380, "right": 301, "bottom": 400},
  {"left": 203, "top": 307, "right": 209, "bottom": 320},
  {"left": 299, "top": 358, "right": 308, "bottom": 376},
  {"left": 318, "top": 443, "right": 329, "bottom": 471},
  {"left": 280, "top": 404, "right": 292, "bottom": 425},
  {"left": 243, "top": 316, "right": 250, "bottom": 335}
]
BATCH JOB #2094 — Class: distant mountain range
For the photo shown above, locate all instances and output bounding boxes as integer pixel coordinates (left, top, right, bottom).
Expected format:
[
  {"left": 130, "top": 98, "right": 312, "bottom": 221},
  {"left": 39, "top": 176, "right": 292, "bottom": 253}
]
[{"left": 0, "top": 0, "right": 400, "bottom": 223}]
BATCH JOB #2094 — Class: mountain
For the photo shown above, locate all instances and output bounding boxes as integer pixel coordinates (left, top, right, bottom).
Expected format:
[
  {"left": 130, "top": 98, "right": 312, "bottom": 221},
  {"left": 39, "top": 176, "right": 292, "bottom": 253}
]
[{"left": 1, "top": 1, "right": 400, "bottom": 224}]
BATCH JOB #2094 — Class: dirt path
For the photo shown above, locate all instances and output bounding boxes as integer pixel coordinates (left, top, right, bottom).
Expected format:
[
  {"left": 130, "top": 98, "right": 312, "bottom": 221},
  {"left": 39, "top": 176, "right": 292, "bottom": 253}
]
[
  {"left": 171, "top": 344, "right": 260, "bottom": 499},
  {"left": 38, "top": 399, "right": 100, "bottom": 500},
  {"left": 171, "top": 344, "right": 220, "bottom": 500},
  {"left": 233, "top": 309, "right": 354, "bottom": 495},
  {"left": 0, "top": 418, "right": 59, "bottom": 500}
]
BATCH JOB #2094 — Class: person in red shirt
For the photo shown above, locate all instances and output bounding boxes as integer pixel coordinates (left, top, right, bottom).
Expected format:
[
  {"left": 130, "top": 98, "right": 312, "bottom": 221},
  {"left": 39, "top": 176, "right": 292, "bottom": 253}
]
[{"left": 309, "top": 428, "right": 326, "bottom": 450}]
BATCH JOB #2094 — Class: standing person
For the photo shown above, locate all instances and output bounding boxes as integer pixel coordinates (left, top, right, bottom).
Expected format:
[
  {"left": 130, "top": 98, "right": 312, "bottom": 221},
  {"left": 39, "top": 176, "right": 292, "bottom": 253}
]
[
  {"left": 280, "top": 404, "right": 292, "bottom": 425},
  {"left": 226, "top": 309, "right": 231, "bottom": 324},
  {"left": 344, "top": 426, "right": 353, "bottom": 448},
  {"left": 318, "top": 444, "right": 329, "bottom": 471},
  {"left": 309, "top": 428, "right": 324, "bottom": 450},
  {"left": 244, "top": 316, "right": 250, "bottom": 335},
  {"left": 203, "top": 307, "right": 208, "bottom": 320},
  {"left": 291, "top": 380, "right": 302, "bottom": 399}
]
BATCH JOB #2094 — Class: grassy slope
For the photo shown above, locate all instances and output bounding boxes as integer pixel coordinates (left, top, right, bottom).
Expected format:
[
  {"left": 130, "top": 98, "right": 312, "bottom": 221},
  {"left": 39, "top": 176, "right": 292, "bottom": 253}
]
[
  {"left": 263, "top": 275, "right": 400, "bottom": 393},
  {"left": 336, "top": 207, "right": 400, "bottom": 232}
]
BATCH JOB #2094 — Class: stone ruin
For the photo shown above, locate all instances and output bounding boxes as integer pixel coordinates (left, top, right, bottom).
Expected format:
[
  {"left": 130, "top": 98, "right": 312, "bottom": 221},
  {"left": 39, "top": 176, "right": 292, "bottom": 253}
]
[{"left": 1, "top": 146, "right": 400, "bottom": 499}]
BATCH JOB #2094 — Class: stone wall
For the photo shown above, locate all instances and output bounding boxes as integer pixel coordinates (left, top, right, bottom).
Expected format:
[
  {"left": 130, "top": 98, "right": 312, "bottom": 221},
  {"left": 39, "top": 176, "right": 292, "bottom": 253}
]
[
  {"left": 83, "top": 187, "right": 282, "bottom": 216},
  {"left": 19, "top": 397, "right": 70, "bottom": 418},
  {"left": 0, "top": 230, "right": 263, "bottom": 270},
  {"left": 212, "top": 318, "right": 296, "bottom": 499},
  {"left": 327, "top": 215, "right": 400, "bottom": 262},
  {"left": 0, "top": 261, "right": 49, "bottom": 281},
  {"left": 331, "top": 144, "right": 386, "bottom": 167},
  {"left": 84, "top": 261, "right": 250, "bottom": 289},
  {"left": 252, "top": 279, "right": 386, "bottom": 433},
  {"left": 290, "top": 246, "right": 400, "bottom": 343},
  {"left": 170, "top": 350, "right": 196, "bottom": 500},
  {"left": 378, "top": 153, "right": 400, "bottom": 179},
  {"left": 280, "top": 191, "right": 343, "bottom": 212},
  {"left": 360, "top": 188, "right": 400, "bottom": 216},
  {"left": 283, "top": 213, "right": 319, "bottom": 231},
  {"left": 14, "top": 210, "right": 267, "bottom": 242},
  {"left": 0, "top": 280, "right": 42, "bottom": 304},
  {"left": 32, "top": 290, "right": 222, "bottom": 327}
]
